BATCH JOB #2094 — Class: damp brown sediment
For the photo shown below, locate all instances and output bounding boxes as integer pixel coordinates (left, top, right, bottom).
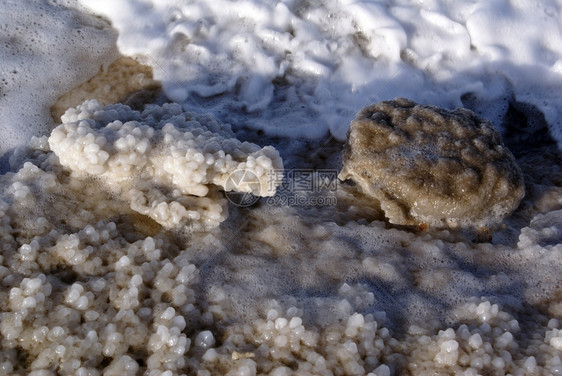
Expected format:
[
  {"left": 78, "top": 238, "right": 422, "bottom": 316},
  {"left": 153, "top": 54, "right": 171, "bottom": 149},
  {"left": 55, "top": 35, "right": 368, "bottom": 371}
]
[{"left": 50, "top": 56, "right": 162, "bottom": 122}]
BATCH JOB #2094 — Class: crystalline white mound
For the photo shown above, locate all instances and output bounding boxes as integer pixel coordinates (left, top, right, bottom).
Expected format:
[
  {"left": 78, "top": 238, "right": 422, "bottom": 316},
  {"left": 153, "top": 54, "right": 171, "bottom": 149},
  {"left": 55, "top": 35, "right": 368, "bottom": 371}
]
[
  {"left": 518, "top": 210, "right": 562, "bottom": 250},
  {"left": 339, "top": 98, "right": 525, "bottom": 229},
  {"left": 48, "top": 100, "right": 283, "bottom": 229}
]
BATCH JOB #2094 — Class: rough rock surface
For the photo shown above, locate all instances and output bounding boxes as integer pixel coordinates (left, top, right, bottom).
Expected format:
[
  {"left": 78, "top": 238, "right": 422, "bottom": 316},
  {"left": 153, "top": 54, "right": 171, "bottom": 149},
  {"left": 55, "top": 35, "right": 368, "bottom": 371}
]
[{"left": 339, "top": 98, "right": 525, "bottom": 229}]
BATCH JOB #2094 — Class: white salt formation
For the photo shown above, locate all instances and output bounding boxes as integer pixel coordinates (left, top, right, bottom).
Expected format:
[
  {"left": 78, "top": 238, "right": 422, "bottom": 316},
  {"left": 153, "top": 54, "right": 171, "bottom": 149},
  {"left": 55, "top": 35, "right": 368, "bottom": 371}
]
[
  {"left": 339, "top": 98, "right": 525, "bottom": 229},
  {"left": 48, "top": 100, "right": 283, "bottom": 229},
  {"left": 1, "top": 124, "right": 562, "bottom": 375},
  {"left": 2, "top": 1, "right": 562, "bottom": 375}
]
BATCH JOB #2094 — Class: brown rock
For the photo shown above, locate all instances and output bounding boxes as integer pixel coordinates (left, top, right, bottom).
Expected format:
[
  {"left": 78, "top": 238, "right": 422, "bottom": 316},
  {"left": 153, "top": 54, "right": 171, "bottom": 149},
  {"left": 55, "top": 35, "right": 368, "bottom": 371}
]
[{"left": 339, "top": 98, "right": 525, "bottom": 229}]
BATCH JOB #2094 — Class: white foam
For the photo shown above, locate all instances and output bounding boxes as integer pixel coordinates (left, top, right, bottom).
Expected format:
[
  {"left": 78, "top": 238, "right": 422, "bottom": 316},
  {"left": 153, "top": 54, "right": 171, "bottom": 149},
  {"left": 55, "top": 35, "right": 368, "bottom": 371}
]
[
  {"left": 0, "top": 1, "right": 118, "bottom": 164},
  {"left": 78, "top": 0, "right": 562, "bottom": 147}
]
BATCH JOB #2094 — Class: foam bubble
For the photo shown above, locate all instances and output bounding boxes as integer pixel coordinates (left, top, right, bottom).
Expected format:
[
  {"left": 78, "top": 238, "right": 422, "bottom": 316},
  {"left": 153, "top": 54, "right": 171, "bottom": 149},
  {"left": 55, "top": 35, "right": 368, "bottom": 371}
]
[
  {"left": 77, "top": 0, "right": 562, "bottom": 149},
  {"left": 0, "top": 1, "right": 118, "bottom": 167}
]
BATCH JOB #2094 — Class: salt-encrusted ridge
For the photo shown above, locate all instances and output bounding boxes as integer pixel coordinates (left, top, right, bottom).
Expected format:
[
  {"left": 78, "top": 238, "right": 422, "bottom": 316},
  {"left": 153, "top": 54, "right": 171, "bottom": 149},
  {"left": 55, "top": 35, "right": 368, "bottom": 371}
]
[{"left": 49, "top": 100, "right": 284, "bottom": 229}]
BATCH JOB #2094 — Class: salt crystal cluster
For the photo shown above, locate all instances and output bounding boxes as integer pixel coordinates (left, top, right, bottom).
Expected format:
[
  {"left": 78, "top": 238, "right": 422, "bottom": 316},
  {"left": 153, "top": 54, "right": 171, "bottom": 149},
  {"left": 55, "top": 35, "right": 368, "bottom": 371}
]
[
  {"left": 48, "top": 100, "right": 283, "bottom": 229},
  {"left": 0, "top": 145, "right": 561, "bottom": 374},
  {"left": 192, "top": 286, "right": 394, "bottom": 376},
  {"left": 339, "top": 98, "right": 525, "bottom": 229},
  {"left": 404, "top": 299, "right": 562, "bottom": 375},
  {"left": 518, "top": 210, "right": 562, "bottom": 250},
  {"left": 0, "top": 214, "right": 202, "bottom": 375}
]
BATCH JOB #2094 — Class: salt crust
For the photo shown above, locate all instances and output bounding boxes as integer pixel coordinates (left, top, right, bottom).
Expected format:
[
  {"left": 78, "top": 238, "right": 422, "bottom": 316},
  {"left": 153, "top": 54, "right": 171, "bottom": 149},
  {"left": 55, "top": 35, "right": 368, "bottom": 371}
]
[
  {"left": 48, "top": 100, "right": 283, "bottom": 229},
  {"left": 2, "top": 2, "right": 562, "bottom": 374},
  {"left": 0, "top": 143, "right": 561, "bottom": 374},
  {"left": 339, "top": 98, "right": 525, "bottom": 229}
]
